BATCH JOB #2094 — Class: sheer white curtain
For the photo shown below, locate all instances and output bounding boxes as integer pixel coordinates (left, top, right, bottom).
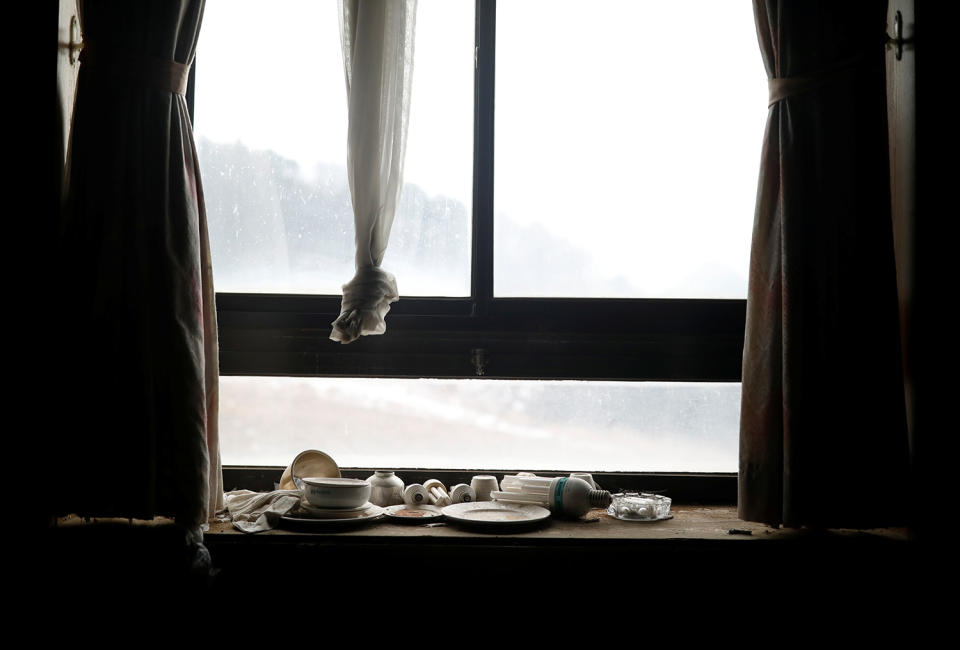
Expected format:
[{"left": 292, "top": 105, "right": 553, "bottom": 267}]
[{"left": 331, "top": 0, "right": 417, "bottom": 344}]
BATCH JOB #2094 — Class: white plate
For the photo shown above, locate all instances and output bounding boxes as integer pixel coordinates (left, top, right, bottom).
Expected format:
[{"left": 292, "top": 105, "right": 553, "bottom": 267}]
[
  {"left": 299, "top": 501, "right": 372, "bottom": 516},
  {"left": 383, "top": 504, "right": 444, "bottom": 522},
  {"left": 281, "top": 503, "right": 384, "bottom": 525},
  {"left": 441, "top": 501, "right": 551, "bottom": 526}
]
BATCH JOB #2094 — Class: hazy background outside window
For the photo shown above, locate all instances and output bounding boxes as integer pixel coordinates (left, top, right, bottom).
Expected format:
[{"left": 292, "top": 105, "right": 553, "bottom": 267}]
[
  {"left": 221, "top": 377, "right": 740, "bottom": 473},
  {"left": 196, "top": 1, "right": 752, "bottom": 472},
  {"left": 194, "top": 0, "right": 474, "bottom": 296},
  {"left": 495, "top": 0, "right": 768, "bottom": 298}
]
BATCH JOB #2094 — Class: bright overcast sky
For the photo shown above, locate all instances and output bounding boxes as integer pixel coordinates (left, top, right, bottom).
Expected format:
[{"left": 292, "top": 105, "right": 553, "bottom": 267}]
[{"left": 195, "top": 0, "right": 768, "bottom": 298}]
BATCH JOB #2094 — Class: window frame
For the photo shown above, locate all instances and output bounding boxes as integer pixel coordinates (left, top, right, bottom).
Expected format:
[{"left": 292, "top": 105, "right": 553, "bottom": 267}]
[
  {"left": 194, "top": 0, "right": 746, "bottom": 382},
  {"left": 192, "top": 0, "right": 745, "bottom": 500}
]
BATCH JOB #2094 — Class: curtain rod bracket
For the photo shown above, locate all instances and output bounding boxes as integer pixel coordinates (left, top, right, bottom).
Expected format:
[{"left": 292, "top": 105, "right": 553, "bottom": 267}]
[{"left": 885, "top": 10, "right": 914, "bottom": 61}]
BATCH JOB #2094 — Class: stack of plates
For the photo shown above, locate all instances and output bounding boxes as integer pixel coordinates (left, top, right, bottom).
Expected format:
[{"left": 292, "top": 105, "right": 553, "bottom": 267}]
[{"left": 282, "top": 501, "right": 384, "bottom": 526}]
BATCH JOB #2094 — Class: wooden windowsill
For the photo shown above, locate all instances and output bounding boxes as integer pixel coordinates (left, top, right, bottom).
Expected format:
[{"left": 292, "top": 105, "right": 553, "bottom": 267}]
[
  {"left": 203, "top": 504, "right": 910, "bottom": 544},
  {"left": 200, "top": 503, "right": 916, "bottom": 605},
  {"left": 46, "top": 505, "right": 919, "bottom": 613},
  {"left": 53, "top": 505, "right": 910, "bottom": 544}
]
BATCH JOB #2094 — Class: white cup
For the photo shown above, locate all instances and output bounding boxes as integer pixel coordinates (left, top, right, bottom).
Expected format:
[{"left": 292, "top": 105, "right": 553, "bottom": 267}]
[{"left": 470, "top": 475, "right": 499, "bottom": 501}]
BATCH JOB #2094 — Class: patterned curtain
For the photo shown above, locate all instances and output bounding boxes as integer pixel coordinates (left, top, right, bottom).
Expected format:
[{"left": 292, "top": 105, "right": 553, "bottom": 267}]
[{"left": 56, "top": 0, "right": 221, "bottom": 532}]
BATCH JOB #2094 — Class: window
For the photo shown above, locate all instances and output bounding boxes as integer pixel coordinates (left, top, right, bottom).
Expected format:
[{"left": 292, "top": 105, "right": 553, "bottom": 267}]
[{"left": 193, "top": 0, "right": 766, "bottom": 476}]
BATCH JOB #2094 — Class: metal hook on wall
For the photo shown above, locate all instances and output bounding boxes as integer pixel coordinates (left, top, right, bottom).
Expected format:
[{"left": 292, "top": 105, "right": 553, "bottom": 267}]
[
  {"left": 885, "top": 10, "right": 914, "bottom": 61},
  {"left": 68, "top": 15, "right": 84, "bottom": 65}
]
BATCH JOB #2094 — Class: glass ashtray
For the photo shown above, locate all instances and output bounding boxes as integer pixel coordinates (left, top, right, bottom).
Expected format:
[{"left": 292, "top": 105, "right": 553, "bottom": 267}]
[{"left": 606, "top": 492, "right": 673, "bottom": 521}]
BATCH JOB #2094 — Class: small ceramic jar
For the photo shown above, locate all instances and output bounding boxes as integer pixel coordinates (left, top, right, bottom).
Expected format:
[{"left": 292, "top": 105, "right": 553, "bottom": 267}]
[
  {"left": 366, "top": 470, "right": 405, "bottom": 506},
  {"left": 470, "top": 475, "right": 499, "bottom": 501}
]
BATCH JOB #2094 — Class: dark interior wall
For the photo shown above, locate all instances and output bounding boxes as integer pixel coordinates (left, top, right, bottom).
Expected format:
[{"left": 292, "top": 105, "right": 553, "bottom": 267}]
[
  {"left": 908, "top": 2, "right": 949, "bottom": 544},
  {"left": 886, "top": 0, "right": 925, "bottom": 535},
  {"left": 56, "top": 1, "right": 80, "bottom": 204},
  {"left": 883, "top": 0, "right": 950, "bottom": 545},
  {"left": 886, "top": 0, "right": 915, "bottom": 469}
]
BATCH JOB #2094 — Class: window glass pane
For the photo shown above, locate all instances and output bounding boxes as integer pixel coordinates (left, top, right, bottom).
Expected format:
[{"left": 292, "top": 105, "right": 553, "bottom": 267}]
[
  {"left": 220, "top": 377, "right": 740, "bottom": 472},
  {"left": 195, "top": 0, "right": 474, "bottom": 296},
  {"left": 494, "top": 0, "right": 768, "bottom": 298}
]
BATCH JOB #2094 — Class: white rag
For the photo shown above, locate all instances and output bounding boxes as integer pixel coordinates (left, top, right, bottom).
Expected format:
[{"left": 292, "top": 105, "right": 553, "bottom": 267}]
[{"left": 223, "top": 489, "right": 301, "bottom": 533}]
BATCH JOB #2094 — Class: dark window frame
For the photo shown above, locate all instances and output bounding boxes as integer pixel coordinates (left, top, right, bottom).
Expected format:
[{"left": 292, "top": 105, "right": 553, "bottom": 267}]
[
  {"left": 192, "top": 0, "right": 744, "bottom": 500},
  {"left": 195, "top": 0, "right": 746, "bottom": 381}
]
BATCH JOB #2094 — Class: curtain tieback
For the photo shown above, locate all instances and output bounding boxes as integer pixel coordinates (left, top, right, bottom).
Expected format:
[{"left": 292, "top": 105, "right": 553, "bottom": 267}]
[
  {"left": 79, "top": 45, "right": 191, "bottom": 95},
  {"left": 768, "top": 53, "right": 869, "bottom": 107}
]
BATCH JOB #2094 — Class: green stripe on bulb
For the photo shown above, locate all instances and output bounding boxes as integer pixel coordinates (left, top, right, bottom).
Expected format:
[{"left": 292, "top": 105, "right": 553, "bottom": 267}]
[{"left": 553, "top": 477, "right": 567, "bottom": 511}]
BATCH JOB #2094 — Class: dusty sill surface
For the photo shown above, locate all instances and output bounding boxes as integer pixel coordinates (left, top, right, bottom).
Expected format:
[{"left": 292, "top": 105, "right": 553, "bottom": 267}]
[
  {"left": 202, "top": 504, "right": 918, "bottom": 611},
  {"left": 202, "top": 504, "right": 910, "bottom": 542},
  {"left": 53, "top": 505, "right": 910, "bottom": 542}
]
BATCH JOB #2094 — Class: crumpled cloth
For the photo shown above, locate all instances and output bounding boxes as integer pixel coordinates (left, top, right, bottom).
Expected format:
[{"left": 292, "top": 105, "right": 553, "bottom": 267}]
[
  {"left": 223, "top": 489, "right": 301, "bottom": 533},
  {"left": 330, "top": 266, "right": 399, "bottom": 344}
]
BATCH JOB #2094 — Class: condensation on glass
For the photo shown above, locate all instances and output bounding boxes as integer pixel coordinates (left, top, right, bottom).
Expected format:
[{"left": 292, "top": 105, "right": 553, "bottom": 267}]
[
  {"left": 194, "top": 0, "right": 474, "bottom": 296},
  {"left": 196, "top": 2, "right": 759, "bottom": 474},
  {"left": 494, "top": 0, "right": 768, "bottom": 298},
  {"left": 219, "top": 377, "right": 741, "bottom": 473}
]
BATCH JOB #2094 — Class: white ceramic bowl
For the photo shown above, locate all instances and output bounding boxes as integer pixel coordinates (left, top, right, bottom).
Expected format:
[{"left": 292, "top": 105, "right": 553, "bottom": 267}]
[{"left": 301, "top": 477, "right": 371, "bottom": 509}]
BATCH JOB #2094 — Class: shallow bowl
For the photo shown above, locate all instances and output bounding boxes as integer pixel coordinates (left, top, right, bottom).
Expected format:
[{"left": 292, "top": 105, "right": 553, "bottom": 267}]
[
  {"left": 279, "top": 449, "right": 340, "bottom": 491},
  {"left": 301, "top": 477, "right": 371, "bottom": 509}
]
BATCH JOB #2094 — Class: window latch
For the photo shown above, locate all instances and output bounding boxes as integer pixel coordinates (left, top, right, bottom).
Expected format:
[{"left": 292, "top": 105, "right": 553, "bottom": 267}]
[{"left": 470, "top": 348, "right": 488, "bottom": 376}]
